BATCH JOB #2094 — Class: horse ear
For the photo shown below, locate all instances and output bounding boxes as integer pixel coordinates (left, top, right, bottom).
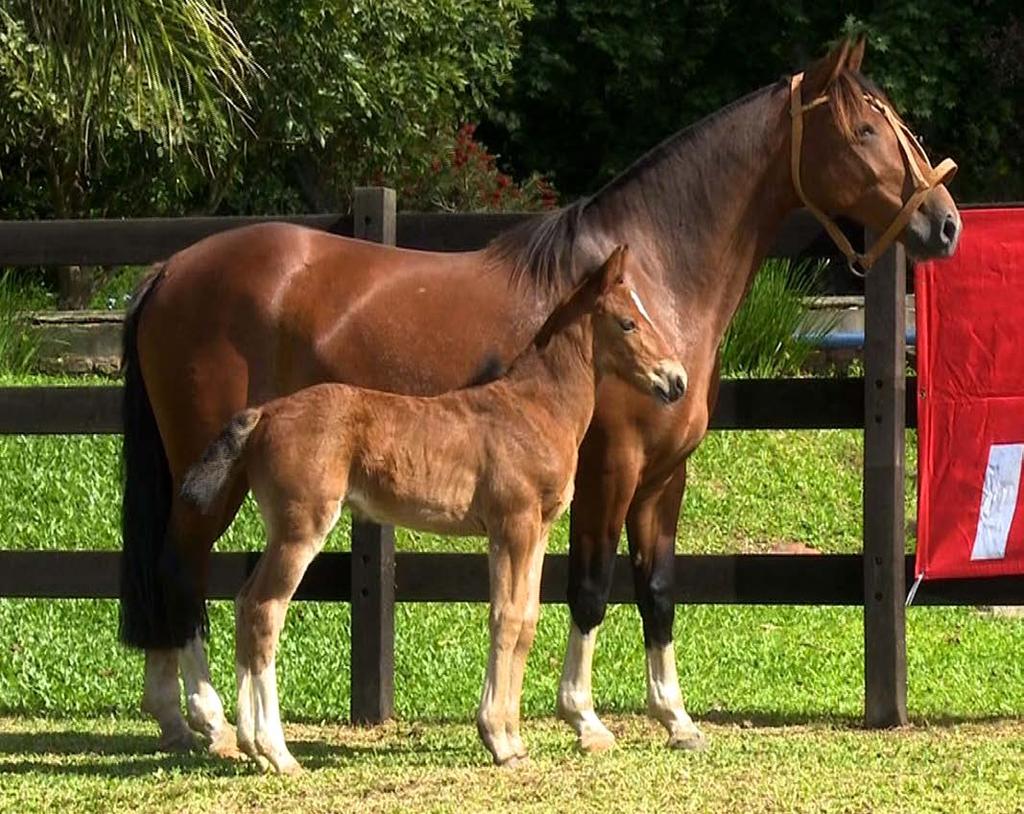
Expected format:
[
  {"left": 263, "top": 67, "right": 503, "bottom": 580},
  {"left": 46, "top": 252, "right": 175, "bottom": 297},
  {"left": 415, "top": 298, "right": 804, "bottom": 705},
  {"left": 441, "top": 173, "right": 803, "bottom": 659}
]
[
  {"left": 847, "top": 34, "right": 867, "bottom": 73},
  {"left": 802, "top": 37, "right": 852, "bottom": 98},
  {"left": 597, "top": 245, "right": 627, "bottom": 295}
]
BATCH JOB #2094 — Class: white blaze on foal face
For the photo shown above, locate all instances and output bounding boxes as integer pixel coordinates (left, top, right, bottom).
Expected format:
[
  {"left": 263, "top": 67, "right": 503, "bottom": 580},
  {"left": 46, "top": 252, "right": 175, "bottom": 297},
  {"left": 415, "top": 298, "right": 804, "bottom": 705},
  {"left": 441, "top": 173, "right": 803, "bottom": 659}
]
[{"left": 629, "top": 288, "right": 655, "bottom": 327}]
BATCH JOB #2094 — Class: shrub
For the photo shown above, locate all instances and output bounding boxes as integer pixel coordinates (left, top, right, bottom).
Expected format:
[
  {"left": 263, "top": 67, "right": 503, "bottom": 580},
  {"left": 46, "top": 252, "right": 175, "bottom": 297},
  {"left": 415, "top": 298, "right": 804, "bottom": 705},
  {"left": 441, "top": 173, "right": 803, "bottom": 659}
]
[
  {"left": 0, "top": 270, "right": 48, "bottom": 374},
  {"left": 390, "top": 124, "right": 558, "bottom": 212},
  {"left": 720, "top": 258, "right": 836, "bottom": 378}
]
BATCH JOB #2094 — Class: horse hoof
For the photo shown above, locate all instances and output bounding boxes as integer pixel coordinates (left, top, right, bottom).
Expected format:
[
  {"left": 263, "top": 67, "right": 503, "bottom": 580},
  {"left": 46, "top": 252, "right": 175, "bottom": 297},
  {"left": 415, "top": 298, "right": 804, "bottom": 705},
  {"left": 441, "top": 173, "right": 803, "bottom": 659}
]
[
  {"left": 667, "top": 729, "right": 707, "bottom": 751},
  {"left": 578, "top": 728, "right": 616, "bottom": 754},
  {"left": 157, "top": 729, "right": 198, "bottom": 754}
]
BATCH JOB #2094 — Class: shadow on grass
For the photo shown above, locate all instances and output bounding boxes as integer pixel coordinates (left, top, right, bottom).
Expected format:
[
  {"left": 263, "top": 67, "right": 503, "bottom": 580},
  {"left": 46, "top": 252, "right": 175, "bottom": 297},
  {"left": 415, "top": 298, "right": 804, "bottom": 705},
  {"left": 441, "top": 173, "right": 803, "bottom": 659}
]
[
  {"left": 696, "top": 709, "right": 1024, "bottom": 730},
  {"left": 0, "top": 729, "right": 472, "bottom": 778}
]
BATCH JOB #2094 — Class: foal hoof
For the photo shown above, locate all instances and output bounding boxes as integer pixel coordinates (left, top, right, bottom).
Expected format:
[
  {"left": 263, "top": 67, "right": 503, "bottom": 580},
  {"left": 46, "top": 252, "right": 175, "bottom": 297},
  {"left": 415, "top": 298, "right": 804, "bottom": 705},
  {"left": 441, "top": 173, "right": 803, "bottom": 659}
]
[
  {"left": 498, "top": 754, "right": 530, "bottom": 770},
  {"left": 208, "top": 728, "right": 243, "bottom": 761},
  {"left": 578, "top": 728, "right": 616, "bottom": 755},
  {"left": 271, "top": 757, "right": 304, "bottom": 777},
  {"left": 667, "top": 729, "right": 707, "bottom": 751}
]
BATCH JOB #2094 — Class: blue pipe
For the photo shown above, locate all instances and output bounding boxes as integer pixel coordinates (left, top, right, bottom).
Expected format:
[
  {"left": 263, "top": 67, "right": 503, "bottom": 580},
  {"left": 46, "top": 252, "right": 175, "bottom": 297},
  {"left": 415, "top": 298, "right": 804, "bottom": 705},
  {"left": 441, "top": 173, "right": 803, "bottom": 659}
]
[{"left": 798, "top": 329, "right": 917, "bottom": 350}]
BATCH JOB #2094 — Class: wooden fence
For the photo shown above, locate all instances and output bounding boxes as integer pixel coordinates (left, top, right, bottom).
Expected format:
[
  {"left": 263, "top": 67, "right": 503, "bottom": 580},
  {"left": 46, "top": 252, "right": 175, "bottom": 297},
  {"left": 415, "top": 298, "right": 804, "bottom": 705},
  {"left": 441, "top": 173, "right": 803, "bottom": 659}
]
[{"left": 2, "top": 190, "right": 1020, "bottom": 728}]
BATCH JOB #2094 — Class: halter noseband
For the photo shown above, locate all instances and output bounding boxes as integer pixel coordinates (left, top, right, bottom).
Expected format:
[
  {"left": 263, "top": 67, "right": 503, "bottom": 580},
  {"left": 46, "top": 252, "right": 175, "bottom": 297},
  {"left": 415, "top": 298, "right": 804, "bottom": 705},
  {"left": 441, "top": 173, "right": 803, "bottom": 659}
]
[{"left": 789, "top": 72, "right": 957, "bottom": 276}]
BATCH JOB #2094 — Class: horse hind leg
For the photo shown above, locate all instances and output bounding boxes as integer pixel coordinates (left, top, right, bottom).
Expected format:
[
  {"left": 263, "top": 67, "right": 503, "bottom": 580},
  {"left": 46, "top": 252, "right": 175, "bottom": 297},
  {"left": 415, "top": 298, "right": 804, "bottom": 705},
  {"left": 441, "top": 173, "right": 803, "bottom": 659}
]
[
  {"left": 141, "top": 649, "right": 195, "bottom": 752},
  {"left": 164, "top": 480, "right": 248, "bottom": 758},
  {"left": 626, "top": 464, "right": 705, "bottom": 751}
]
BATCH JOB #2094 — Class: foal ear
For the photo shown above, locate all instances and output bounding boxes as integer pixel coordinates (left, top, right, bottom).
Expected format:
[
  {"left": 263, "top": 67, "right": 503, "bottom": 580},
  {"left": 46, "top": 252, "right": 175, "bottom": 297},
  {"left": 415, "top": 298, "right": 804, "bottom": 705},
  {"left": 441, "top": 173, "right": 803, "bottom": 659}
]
[
  {"left": 596, "top": 245, "right": 628, "bottom": 296},
  {"left": 802, "top": 37, "right": 852, "bottom": 98},
  {"left": 846, "top": 34, "right": 867, "bottom": 74}
]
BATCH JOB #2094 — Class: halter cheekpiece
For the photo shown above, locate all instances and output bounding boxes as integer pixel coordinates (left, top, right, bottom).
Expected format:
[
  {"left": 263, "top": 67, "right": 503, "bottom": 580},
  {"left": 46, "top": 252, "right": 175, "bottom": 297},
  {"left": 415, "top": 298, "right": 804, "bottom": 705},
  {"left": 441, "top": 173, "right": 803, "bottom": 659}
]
[{"left": 789, "top": 72, "right": 957, "bottom": 276}]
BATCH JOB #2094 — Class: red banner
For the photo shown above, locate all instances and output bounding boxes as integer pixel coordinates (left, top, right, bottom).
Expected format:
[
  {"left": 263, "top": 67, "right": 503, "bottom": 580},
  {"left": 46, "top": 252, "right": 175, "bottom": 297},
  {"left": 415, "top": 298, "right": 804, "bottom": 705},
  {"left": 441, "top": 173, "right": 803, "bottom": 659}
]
[{"left": 916, "top": 208, "right": 1024, "bottom": 580}]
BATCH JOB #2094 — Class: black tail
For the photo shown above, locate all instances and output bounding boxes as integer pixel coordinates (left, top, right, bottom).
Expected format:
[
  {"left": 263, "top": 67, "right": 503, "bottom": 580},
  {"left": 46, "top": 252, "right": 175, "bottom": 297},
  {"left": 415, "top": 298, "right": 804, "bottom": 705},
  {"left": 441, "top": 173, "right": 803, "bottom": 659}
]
[
  {"left": 118, "top": 264, "right": 197, "bottom": 649},
  {"left": 181, "top": 409, "right": 261, "bottom": 513}
]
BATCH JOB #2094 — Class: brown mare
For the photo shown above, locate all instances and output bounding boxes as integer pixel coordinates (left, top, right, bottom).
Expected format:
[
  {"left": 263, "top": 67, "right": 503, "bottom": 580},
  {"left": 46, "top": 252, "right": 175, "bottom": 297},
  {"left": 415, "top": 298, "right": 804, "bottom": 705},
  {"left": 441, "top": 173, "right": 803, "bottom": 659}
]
[
  {"left": 121, "top": 37, "right": 961, "bottom": 756},
  {"left": 177, "top": 246, "right": 685, "bottom": 772}
]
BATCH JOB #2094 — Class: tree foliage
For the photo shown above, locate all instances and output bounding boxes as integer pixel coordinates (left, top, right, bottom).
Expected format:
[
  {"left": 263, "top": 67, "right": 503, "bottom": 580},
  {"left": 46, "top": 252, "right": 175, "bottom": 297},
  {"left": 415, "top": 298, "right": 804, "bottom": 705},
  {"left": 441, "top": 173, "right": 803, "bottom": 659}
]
[
  {"left": 0, "top": 0, "right": 533, "bottom": 219},
  {"left": 483, "top": 2, "right": 1024, "bottom": 202},
  {"left": 0, "top": 0, "right": 255, "bottom": 218},
  {"left": 216, "top": 0, "right": 533, "bottom": 213}
]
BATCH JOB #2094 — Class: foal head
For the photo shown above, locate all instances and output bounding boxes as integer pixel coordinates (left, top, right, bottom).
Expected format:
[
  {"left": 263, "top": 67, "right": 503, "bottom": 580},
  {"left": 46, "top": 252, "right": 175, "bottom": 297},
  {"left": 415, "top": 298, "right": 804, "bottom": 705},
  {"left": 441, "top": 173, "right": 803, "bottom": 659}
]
[
  {"left": 587, "top": 246, "right": 687, "bottom": 404},
  {"left": 793, "top": 36, "right": 960, "bottom": 268}
]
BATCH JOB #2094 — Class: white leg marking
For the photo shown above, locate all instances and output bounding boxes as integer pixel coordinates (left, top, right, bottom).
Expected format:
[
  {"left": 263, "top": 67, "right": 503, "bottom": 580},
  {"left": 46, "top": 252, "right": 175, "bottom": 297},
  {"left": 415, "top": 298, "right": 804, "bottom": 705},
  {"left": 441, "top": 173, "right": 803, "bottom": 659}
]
[
  {"left": 556, "top": 623, "right": 615, "bottom": 753},
  {"left": 141, "top": 649, "right": 194, "bottom": 751},
  {"left": 646, "top": 641, "right": 705, "bottom": 750},
  {"left": 180, "top": 635, "right": 237, "bottom": 756},
  {"left": 253, "top": 657, "right": 301, "bottom": 774}
]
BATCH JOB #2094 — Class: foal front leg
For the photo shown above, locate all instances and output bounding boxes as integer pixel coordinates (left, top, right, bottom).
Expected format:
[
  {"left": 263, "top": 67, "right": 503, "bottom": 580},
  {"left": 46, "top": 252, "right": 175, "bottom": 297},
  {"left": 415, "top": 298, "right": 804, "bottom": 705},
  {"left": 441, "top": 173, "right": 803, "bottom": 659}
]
[
  {"left": 504, "top": 527, "right": 549, "bottom": 761},
  {"left": 477, "top": 515, "right": 538, "bottom": 767}
]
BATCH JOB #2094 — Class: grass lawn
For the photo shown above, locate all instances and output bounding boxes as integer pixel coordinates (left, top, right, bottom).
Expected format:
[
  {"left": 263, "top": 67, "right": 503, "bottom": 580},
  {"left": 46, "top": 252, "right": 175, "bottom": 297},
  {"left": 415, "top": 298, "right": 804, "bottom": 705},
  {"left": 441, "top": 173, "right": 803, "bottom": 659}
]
[
  {"left": 3, "top": 395, "right": 1024, "bottom": 811},
  {"left": 4, "top": 715, "right": 1024, "bottom": 814}
]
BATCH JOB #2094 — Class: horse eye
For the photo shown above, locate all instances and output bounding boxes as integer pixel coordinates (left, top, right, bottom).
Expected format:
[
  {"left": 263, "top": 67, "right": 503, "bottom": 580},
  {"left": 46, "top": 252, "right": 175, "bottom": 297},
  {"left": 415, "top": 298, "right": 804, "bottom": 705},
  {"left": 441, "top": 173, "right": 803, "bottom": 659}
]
[
  {"left": 618, "top": 318, "right": 637, "bottom": 333},
  {"left": 857, "top": 123, "right": 876, "bottom": 140}
]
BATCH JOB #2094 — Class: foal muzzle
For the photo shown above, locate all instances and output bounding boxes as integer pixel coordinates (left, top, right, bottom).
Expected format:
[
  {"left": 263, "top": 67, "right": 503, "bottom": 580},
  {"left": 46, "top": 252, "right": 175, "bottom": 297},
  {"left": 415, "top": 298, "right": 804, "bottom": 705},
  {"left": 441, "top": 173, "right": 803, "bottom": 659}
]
[{"left": 650, "top": 361, "right": 688, "bottom": 404}]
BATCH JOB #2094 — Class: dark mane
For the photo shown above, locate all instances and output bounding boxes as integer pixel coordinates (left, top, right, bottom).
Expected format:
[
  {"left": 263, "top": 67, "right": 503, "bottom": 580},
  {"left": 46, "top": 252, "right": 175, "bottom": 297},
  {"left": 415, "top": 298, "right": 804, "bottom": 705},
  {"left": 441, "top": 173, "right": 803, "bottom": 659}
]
[
  {"left": 484, "top": 200, "right": 589, "bottom": 295},
  {"left": 592, "top": 81, "right": 787, "bottom": 203}
]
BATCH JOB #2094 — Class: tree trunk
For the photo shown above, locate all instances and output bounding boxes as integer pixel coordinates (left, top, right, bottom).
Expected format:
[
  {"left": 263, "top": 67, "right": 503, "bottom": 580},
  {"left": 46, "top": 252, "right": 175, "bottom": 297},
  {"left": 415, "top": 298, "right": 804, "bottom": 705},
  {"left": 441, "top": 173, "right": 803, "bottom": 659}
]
[{"left": 57, "top": 266, "right": 94, "bottom": 310}]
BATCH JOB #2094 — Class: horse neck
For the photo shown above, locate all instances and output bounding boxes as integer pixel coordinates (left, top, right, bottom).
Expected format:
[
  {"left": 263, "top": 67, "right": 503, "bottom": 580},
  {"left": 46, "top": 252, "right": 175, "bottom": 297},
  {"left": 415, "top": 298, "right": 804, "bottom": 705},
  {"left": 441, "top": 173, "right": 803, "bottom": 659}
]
[
  {"left": 503, "top": 317, "right": 596, "bottom": 443},
  {"left": 578, "top": 82, "right": 800, "bottom": 349}
]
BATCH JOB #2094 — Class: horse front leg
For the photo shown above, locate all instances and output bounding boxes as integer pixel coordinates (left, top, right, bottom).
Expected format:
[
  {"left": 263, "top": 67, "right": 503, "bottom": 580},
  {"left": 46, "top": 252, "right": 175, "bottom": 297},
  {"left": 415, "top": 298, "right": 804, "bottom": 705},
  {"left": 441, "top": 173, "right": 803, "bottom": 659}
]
[
  {"left": 626, "top": 463, "right": 705, "bottom": 750},
  {"left": 557, "top": 443, "right": 640, "bottom": 753}
]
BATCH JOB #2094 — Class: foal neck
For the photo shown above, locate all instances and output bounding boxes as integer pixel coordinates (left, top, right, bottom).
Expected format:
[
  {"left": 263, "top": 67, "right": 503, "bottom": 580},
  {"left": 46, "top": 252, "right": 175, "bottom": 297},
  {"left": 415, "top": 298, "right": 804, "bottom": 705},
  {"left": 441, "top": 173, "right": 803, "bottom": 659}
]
[{"left": 505, "top": 316, "right": 597, "bottom": 442}]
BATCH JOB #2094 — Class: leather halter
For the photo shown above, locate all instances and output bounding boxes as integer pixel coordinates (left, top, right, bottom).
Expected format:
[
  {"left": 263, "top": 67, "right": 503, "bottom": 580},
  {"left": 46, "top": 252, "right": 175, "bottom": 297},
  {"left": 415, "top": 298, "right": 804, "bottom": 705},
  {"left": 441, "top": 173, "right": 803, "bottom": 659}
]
[{"left": 789, "top": 72, "right": 957, "bottom": 275}]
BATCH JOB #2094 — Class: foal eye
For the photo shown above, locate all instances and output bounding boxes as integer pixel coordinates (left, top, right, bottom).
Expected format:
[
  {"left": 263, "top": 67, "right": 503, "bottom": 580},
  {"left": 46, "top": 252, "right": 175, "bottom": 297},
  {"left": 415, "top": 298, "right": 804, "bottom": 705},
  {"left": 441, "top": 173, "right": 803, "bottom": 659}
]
[{"left": 618, "top": 318, "right": 637, "bottom": 333}]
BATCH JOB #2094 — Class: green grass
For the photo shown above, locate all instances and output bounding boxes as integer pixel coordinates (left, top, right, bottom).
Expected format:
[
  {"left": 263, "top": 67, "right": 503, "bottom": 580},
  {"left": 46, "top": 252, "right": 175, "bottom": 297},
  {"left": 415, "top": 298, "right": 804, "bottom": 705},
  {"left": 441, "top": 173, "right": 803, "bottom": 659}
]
[
  {"left": 4, "top": 715, "right": 1024, "bottom": 814},
  {"left": 1, "top": 386, "right": 1022, "bottom": 811}
]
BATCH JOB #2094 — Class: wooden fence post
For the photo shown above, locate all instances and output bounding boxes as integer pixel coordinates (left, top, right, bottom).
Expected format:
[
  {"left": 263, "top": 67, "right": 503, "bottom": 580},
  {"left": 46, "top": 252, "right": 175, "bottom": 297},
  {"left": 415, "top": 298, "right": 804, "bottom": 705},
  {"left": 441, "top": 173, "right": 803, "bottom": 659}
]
[
  {"left": 862, "top": 238, "right": 909, "bottom": 727},
  {"left": 350, "top": 187, "right": 397, "bottom": 725}
]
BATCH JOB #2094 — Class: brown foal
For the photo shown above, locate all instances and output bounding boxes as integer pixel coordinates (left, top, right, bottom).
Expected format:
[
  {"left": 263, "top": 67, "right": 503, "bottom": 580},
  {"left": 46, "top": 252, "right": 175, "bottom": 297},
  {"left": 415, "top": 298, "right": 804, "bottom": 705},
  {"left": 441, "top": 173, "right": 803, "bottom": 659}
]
[{"left": 179, "top": 247, "right": 686, "bottom": 773}]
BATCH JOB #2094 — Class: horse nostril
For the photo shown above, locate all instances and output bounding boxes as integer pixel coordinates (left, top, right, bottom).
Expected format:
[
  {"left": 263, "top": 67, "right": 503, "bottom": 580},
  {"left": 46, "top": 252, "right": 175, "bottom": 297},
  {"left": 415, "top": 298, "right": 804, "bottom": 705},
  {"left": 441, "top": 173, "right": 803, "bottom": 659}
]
[{"left": 941, "top": 213, "right": 959, "bottom": 245}]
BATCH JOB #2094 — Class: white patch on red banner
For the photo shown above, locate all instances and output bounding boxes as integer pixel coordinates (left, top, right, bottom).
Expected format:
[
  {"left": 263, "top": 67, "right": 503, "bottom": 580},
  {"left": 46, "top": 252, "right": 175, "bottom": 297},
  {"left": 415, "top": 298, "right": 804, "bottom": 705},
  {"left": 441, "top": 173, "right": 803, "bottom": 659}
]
[{"left": 970, "top": 443, "right": 1024, "bottom": 561}]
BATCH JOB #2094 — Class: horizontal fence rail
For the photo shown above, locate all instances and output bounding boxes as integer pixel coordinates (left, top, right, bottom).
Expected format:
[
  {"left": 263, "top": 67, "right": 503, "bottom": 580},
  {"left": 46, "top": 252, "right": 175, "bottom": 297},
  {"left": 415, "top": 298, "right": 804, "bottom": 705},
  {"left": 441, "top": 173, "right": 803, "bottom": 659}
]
[
  {"left": 2, "top": 551, "right": 1022, "bottom": 606},
  {"left": 0, "top": 210, "right": 827, "bottom": 266},
  {"left": 0, "top": 377, "right": 917, "bottom": 435}
]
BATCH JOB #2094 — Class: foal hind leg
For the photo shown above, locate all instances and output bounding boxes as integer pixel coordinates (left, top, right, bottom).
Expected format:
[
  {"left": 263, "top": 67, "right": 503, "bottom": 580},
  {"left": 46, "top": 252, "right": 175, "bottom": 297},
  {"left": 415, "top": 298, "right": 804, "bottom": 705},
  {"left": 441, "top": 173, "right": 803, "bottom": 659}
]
[
  {"left": 626, "top": 464, "right": 705, "bottom": 750},
  {"left": 557, "top": 447, "right": 640, "bottom": 753},
  {"left": 236, "top": 497, "right": 342, "bottom": 774}
]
